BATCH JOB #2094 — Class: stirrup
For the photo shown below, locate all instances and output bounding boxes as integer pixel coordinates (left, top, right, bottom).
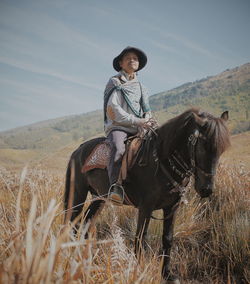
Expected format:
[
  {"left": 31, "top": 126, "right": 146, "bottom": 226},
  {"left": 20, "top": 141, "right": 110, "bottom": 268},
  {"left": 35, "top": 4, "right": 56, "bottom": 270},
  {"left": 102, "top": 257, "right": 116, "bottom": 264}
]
[{"left": 108, "top": 183, "right": 125, "bottom": 205}]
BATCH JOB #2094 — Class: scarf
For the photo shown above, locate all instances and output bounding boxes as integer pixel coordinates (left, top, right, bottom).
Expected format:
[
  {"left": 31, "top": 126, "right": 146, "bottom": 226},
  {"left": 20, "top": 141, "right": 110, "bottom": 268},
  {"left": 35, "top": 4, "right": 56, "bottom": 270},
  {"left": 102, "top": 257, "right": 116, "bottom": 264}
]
[{"left": 104, "top": 77, "right": 150, "bottom": 122}]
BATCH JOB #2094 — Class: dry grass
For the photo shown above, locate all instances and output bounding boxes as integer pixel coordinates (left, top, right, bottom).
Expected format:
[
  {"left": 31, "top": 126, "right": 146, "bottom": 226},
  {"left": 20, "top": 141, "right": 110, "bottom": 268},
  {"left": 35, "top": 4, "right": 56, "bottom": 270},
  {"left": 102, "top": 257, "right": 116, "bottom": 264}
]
[{"left": 0, "top": 162, "right": 249, "bottom": 283}]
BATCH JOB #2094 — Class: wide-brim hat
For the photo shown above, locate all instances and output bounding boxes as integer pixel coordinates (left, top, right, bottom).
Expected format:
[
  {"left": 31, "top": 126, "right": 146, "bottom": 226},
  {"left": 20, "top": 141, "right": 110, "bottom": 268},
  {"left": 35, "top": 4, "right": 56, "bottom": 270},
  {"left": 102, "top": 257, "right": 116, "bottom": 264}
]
[{"left": 113, "top": 46, "right": 147, "bottom": 72}]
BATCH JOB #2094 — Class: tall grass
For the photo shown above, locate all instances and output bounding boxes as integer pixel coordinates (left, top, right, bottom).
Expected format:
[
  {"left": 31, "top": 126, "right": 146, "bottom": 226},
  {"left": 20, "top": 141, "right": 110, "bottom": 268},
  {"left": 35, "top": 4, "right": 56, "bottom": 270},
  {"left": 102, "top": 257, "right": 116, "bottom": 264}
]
[{"left": 0, "top": 163, "right": 249, "bottom": 283}]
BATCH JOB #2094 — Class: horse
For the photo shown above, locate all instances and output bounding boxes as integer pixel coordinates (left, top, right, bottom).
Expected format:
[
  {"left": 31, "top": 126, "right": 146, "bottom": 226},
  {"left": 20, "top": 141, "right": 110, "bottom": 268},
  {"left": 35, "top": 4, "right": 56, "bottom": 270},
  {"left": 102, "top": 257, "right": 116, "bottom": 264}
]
[{"left": 64, "top": 108, "right": 230, "bottom": 284}]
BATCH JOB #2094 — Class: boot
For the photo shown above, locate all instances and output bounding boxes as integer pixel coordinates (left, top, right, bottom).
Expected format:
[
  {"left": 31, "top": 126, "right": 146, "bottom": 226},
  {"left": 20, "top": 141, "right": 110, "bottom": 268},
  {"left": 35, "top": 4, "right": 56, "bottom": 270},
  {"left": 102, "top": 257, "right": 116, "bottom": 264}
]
[{"left": 108, "top": 184, "right": 124, "bottom": 205}]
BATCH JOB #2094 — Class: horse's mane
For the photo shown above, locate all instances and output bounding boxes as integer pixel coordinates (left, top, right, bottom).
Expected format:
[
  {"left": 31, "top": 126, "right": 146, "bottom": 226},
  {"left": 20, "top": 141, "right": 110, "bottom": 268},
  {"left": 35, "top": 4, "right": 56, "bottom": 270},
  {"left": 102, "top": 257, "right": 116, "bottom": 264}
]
[
  {"left": 157, "top": 108, "right": 230, "bottom": 156},
  {"left": 198, "top": 109, "right": 230, "bottom": 155}
]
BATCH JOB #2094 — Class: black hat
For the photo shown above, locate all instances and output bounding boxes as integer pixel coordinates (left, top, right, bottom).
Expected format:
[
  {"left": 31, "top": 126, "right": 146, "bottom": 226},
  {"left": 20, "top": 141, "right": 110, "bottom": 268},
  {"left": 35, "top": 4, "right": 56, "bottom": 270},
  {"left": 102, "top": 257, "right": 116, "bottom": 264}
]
[{"left": 113, "top": 46, "right": 147, "bottom": 72}]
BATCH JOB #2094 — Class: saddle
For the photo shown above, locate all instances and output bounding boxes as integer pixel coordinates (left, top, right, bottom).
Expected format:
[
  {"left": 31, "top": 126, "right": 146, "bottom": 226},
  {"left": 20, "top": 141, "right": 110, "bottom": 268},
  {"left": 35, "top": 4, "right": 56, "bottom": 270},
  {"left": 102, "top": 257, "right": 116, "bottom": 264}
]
[{"left": 81, "top": 135, "right": 144, "bottom": 182}]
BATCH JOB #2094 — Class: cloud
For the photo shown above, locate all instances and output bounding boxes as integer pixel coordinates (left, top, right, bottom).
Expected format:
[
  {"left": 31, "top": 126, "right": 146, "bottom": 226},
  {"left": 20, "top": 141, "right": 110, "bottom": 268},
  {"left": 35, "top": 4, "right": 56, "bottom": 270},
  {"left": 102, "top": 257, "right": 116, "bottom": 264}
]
[
  {"left": 0, "top": 74, "right": 102, "bottom": 131},
  {"left": 0, "top": 1, "right": 110, "bottom": 68},
  {"left": 0, "top": 2, "right": 119, "bottom": 92},
  {"left": 147, "top": 39, "right": 187, "bottom": 58},
  {"left": 0, "top": 56, "right": 103, "bottom": 91},
  {"left": 0, "top": 2, "right": 100, "bottom": 49},
  {"left": 165, "top": 32, "right": 215, "bottom": 58},
  {"left": 97, "top": 3, "right": 218, "bottom": 60},
  {"left": 0, "top": 77, "right": 59, "bottom": 100},
  {"left": 139, "top": 18, "right": 219, "bottom": 59},
  {"left": 0, "top": 76, "right": 101, "bottom": 112}
]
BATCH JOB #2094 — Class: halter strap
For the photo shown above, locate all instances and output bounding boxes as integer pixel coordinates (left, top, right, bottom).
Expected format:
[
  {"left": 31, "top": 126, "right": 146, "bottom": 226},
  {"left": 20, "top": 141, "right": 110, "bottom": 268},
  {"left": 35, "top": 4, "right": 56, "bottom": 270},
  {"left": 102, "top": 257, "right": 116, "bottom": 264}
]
[{"left": 157, "top": 129, "right": 215, "bottom": 193}]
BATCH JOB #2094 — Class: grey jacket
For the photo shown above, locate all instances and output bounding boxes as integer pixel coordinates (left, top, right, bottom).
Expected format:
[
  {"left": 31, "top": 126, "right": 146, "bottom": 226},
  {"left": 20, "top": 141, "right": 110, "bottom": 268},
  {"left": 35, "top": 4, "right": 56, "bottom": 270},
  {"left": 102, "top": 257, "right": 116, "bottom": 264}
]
[{"left": 104, "top": 71, "right": 151, "bottom": 135}]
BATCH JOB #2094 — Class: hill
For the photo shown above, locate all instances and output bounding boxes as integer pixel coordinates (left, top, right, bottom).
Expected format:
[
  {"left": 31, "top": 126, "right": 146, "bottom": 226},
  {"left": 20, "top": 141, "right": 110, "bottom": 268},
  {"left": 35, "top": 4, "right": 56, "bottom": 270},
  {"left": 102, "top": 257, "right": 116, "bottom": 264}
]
[
  {"left": 0, "top": 110, "right": 103, "bottom": 151},
  {"left": 150, "top": 62, "right": 250, "bottom": 131},
  {"left": 0, "top": 62, "right": 249, "bottom": 167},
  {"left": 36, "top": 130, "right": 250, "bottom": 173}
]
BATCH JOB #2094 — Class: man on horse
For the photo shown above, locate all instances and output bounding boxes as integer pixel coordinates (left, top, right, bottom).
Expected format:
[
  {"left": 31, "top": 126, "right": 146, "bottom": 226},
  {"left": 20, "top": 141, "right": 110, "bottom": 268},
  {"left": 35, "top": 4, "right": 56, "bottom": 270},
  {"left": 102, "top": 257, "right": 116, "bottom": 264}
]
[{"left": 104, "top": 46, "right": 152, "bottom": 204}]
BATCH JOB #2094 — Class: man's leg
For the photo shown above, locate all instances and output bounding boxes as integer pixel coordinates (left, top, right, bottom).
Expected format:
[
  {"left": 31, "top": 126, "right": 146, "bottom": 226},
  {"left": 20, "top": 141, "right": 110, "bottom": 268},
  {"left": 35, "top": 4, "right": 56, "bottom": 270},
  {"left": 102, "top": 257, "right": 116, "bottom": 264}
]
[{"left": 107, "top": 130, "right": 128, "bottom": 204}]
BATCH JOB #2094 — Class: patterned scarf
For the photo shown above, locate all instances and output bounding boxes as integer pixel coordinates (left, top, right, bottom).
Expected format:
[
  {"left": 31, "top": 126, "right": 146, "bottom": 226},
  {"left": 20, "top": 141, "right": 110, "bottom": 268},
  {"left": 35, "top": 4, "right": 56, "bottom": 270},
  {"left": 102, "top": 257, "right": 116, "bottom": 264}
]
[{"left": 104, "top": 77, "right": 150, "bottom": 122}]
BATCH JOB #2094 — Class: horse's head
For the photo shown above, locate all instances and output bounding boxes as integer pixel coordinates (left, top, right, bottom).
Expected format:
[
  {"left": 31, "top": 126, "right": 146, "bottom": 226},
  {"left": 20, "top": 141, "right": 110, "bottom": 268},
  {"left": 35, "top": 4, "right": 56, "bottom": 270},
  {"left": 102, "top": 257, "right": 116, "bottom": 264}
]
[
  {"left": 191, "top": 110, "right": 230, "bottom": 198},
  {"left": 157, "top": 109, "right": 230, "bottom": 199}
]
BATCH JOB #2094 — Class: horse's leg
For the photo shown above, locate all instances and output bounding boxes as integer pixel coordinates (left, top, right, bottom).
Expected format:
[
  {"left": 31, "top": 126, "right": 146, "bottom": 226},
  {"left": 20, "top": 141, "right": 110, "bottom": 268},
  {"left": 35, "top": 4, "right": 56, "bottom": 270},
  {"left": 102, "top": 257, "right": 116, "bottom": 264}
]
[
  {"left": 134, "top": 207, "right": 152, "bottom": 258},
  {"left": 83, "top": 199, "right": 105, "bottom": 238},
  {"left": 161, "top": 207, "right": 180, "bottom": 284}
]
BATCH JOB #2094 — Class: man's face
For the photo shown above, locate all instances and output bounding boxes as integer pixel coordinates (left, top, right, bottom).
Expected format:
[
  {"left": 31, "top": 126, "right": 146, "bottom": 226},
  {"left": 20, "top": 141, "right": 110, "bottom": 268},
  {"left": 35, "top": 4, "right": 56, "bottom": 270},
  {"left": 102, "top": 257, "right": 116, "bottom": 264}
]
[{"left": 119, "top": 52, "right": 139, "bottom": 74}]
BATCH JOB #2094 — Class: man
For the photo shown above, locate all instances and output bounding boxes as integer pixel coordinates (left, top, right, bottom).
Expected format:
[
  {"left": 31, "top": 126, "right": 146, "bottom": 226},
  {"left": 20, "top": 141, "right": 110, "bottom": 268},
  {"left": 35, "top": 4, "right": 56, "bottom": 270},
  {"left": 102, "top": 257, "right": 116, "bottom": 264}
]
[{"left": 104, "top": 46, "right": 152, "bottom": 204}]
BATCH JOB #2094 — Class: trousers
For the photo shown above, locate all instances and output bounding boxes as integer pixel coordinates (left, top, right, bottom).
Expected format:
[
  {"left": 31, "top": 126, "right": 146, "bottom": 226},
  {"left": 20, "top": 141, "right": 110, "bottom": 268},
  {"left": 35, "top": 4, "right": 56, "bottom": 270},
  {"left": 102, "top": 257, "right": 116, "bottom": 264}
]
[{"left": 107, "top": 130, "right": 129, "bottom": 185}]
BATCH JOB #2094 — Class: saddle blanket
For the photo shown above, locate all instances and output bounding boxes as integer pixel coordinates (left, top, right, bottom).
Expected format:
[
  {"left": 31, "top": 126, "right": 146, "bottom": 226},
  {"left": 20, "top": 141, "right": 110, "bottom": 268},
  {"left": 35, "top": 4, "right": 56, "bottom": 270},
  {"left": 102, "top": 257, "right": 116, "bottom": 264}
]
[
  {"left": 81, "top": 137, "right": 143, "bottom": 181},
  {"left": 81, "top": 142, "right": 110, "bottom": 173}
]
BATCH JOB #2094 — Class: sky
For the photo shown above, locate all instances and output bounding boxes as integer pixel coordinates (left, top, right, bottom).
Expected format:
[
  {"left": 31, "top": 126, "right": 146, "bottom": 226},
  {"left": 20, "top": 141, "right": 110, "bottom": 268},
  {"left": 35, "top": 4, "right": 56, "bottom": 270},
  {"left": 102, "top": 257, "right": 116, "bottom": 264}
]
[{"left": 0, "top": 0, "right": 250, "bottom": 132}]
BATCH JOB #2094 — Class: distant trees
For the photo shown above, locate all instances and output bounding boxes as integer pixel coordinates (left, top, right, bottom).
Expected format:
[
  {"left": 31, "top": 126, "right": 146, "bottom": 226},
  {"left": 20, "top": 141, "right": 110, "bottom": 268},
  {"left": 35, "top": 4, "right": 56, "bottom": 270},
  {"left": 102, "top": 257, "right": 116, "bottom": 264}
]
[{"left": 232, "top": 121, "right": 250, "bottom": 134}]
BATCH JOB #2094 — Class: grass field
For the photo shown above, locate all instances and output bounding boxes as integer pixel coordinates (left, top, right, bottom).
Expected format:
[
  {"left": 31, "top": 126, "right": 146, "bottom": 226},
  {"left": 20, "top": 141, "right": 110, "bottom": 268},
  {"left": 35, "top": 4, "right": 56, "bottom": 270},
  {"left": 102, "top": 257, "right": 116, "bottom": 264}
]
[{"left": 0, "top": 133, "right": 249, "bottom": 283}]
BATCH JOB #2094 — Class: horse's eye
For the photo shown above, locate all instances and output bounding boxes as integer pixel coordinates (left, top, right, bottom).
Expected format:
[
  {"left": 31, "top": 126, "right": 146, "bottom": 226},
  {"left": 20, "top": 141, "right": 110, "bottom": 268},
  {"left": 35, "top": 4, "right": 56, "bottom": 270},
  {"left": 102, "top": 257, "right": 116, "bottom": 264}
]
[{"left": 201, "top": 123, "right": 208, "bottom": 132}]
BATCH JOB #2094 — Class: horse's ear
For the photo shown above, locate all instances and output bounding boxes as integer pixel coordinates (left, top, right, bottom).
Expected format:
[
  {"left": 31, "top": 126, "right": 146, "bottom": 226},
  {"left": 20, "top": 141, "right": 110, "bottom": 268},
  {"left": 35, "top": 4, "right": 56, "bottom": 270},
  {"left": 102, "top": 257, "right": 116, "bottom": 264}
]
[
  {"left": 192, "top": 112, "right": 207, "bottom": 126},
  {"left": 221, "top": 111, "right": 229, "bottom": 122}
]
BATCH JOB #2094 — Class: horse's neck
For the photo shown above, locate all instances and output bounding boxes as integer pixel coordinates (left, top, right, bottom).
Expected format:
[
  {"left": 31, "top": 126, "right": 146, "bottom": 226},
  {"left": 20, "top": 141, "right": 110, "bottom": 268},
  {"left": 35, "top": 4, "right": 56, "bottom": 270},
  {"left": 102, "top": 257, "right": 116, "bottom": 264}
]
[
  {"left": 157, "top": 131, "right": 185, "bottom": 159},
  {"left": 157, "top": 129, "right": 192, "bottom": 180}
]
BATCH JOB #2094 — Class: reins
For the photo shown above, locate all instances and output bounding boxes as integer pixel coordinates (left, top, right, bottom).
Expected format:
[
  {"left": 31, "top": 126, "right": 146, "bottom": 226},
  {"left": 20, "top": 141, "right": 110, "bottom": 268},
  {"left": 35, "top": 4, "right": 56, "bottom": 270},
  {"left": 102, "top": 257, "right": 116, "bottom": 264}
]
[
  {"left": 150, "top": 128, "right": 213, "bottom": 221},
  {"left": 123, "top": 125, "right": 214, "bottom": 221},
  {"left": 138, "top": 127, "right": 157, "bottom": 166},
  {"left": 119, "top": 124, "right": 215, "bottom": 221},
  {"left": 157, "top": 129, "right": 199, "bottom": 190}
]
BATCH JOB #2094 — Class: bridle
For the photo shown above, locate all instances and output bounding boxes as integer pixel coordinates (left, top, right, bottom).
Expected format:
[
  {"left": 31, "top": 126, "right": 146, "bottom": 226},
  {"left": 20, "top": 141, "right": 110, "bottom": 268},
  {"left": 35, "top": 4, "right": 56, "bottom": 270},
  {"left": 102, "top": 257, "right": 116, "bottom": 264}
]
[
  {"left": 158, "top": 129, "right": 215, "bottom": 192},
  {"left": 151, "top": 128, "right": 215, "bottom": 221},
  {"left": 188, "top": 130, "right": 215, "bottom": 177}
]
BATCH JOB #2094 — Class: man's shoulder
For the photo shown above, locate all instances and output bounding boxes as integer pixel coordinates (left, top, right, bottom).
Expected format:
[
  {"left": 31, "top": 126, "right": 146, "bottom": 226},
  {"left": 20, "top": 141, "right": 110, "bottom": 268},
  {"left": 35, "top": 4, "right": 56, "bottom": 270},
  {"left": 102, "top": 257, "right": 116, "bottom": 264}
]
[
  {"left": 104, "top": 74, "right": 121, "bottom": 94},
  {"left": 106, "top": 74, "right": 122, "bottom": 86}
]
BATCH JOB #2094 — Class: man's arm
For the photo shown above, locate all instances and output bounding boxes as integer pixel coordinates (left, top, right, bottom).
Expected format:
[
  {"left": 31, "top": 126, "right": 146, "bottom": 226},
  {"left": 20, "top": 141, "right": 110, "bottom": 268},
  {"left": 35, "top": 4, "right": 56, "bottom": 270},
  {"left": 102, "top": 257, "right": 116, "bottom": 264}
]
[{"left": 106, "top": 89, "right": 145, "bottom": 127}]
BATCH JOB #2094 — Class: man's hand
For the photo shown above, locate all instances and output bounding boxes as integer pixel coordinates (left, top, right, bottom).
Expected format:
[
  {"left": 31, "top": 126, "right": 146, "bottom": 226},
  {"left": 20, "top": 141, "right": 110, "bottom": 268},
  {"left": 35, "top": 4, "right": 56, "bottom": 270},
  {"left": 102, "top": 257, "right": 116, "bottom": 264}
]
[
  {"left": 137, "top": 118, "right": 147, "bottom": 126},
  {"left": 138, "top": 117, "right": 158, "bottom": 128},
  {"left": 137, "top": 117, "right": 158, "bottom": 137}
]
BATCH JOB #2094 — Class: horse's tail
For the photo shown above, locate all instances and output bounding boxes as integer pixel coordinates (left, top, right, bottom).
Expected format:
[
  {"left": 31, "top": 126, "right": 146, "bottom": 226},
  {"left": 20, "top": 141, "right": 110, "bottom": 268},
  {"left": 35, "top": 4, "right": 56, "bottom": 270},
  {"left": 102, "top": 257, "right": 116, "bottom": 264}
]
[
  {"left": 64, "top": 137, "right": 105, "bottom": 223},
  {"left": 64, "top": 157, "right": 75, "bottom": 223},
  {"left": 64, "top": 158, "right": 72, "bottom": 212}
]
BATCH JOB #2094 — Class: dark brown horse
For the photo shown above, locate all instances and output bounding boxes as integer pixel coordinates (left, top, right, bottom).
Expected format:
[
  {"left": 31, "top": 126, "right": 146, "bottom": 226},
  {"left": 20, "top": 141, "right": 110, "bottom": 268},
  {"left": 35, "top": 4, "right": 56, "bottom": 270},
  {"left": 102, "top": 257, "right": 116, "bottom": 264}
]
[{"left": 64, "top": 109, "right": 230, "bottom": 284}]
